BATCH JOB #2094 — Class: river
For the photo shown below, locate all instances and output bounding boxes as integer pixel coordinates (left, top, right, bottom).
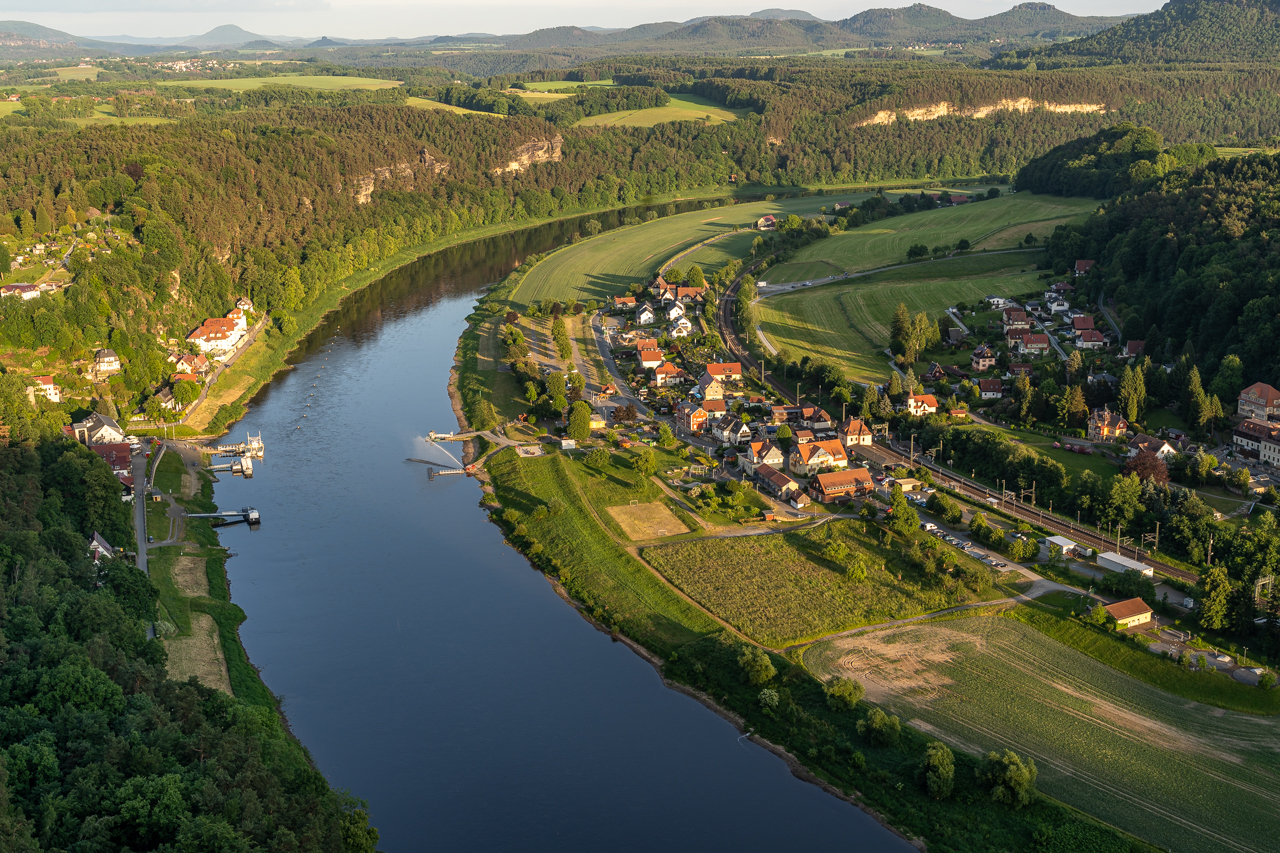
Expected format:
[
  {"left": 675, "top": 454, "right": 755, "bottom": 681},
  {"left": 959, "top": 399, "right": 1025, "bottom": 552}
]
[{"left": 205, "top": 209, "right": 915, "bottom": 851}]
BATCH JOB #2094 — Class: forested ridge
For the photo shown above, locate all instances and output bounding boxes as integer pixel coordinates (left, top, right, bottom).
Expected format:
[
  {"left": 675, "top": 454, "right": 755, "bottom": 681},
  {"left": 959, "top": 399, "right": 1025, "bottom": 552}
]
[
  {"left": 1042, "top": 148, "right": 1280, "bottom": 390},
  {"left": 0, "top": 423, "right": 380, "bottom": 850}
]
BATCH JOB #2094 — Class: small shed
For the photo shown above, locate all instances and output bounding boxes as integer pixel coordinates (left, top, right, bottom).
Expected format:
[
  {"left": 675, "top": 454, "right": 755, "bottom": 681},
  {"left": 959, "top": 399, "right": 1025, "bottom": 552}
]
[{"left": 1103, "top": 597, "right": 1153, "bottom": 629}]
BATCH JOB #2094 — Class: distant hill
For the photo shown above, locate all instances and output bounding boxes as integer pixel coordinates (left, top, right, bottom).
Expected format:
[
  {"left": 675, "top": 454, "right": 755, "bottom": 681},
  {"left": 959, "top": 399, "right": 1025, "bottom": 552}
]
[
  {"left": 658, "top": 16, "right": 845, "bottom": 47},
  {"left": 836, "top": 2, "right": 1128, "bottom": 42},
  {"left": 242, "top": 39, "right": 281, "bottom": 49},
  {"left": 750, "top": 9, "right": 826, "bottom": 20},
  {"left": 306, "top": 37, "right": 348, "bottom": 48},
  {"left": 505, "top": 26, "right": 608, "bottom": 49},
  {"left": 1013, "top": 0, "right": 1280, "bottom": 62}
]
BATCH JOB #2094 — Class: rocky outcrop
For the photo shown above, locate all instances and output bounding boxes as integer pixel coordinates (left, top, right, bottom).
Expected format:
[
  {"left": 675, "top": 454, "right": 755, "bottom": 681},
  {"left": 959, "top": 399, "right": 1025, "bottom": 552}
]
[
  {"left": 492, "top": 135, "right": 563, "bottom": 175},
  {"left": 352, "top": 158, "right": 445, "bottom": 205},
  {"left": 856, "top": 98, "right": 1108, "bottom": 127}
]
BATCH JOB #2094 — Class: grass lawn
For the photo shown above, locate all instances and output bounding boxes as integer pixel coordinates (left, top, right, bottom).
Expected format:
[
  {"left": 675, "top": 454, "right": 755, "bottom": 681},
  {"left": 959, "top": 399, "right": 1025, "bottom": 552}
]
[
  {"left": 153, "top": 450, "right": 187, "bottom": 495},
  {"left": 575, "top": 94, "right": 748, "bottom": 127},
  {"left": 785, "top": 194, "right": 1095, "bottom": 275},
  {"left": 508, "top": 192, "right": 879, "bottom": 311},
  {"left": 525, "top": 79, "right": 615, "bottom": 91},
  {"left": 643, "top": 519, "right": 1000, "bottom": 648},
  {"left": 487, "top": 447, "right": 720, "bottom": 653},
  {"left": 805, "top": 611, "right": 1280, "bottom": 853},
  {"left": 757, "top": 252, "right": 1044, "bottom": 383},
  {"left": 1143, "top": 407, "right": 1188, "bottom": 432},
  {"left": 405, "top": 96, "right": 501, "bottom": 117},
  {"left": 158, "top": 74, "right": 400, "bottom": 91}
]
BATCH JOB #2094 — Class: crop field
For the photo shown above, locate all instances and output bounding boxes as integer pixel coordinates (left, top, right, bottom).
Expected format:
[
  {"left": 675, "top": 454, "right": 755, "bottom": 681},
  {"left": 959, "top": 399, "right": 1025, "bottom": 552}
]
[
  {"left": 607, "top": 502, "right": 688, "bottom": 539},
  {"left": 785, "top": 194, "right": 1095, "bottom": 275},
  {"left": 804, "top": 613, "right": 1280, "bottom": 853},
  {"left": 642, "top": 520, "right": 999, "bottom": 648},
  {"left": 508, "top": 193, "right": 875, "bottom": 310},
  {"left": 405, "top": 96, "right": 501, "bottom": 116},
  {"left": 575, "top": 94, "right": 748, "bottom": 127},
  {"left": 158, "top": 74, "right": 400, "bottom": 91},
  {"left": 757, "top": 252, "right": 1044, "bottom": 382}
]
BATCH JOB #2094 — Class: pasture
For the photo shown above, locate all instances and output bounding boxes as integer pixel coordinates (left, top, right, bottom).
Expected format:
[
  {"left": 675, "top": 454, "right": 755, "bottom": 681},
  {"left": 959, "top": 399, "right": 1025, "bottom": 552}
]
[
  {"left": 575, "top": 94, "right": 747, "bottom": 127},
  {"left": 507, "top": 192, "right": 876, "bottom": 310},
  {"left": 525, "top": 79, "right": 616, "bottom": 91},
  {"left": 642, "top": 520, "right": 999, "bottom": 648},
  {"left": 157, "top": 74, "right": 400, "bottom": 91},
  {"left": 65, "top": 105, "right": 174, "bottom": 126},
  {"left": 607, "top": 502, "right": 688, "bottom": 540},
  {"left": 53, "top": 66, "right": 99, "bottom": 80},
  {"left": 405, "top": 96, "right": 500, "bottom": 117},
  {"left": 757, "top": 252, "right": 1044, "bottom": 382},
  {"left": 804, "top": 613, "right": 1280, "bottom": 853},
  {"left": 784, "top": 194, "right": 1095, "bottom": 275}
]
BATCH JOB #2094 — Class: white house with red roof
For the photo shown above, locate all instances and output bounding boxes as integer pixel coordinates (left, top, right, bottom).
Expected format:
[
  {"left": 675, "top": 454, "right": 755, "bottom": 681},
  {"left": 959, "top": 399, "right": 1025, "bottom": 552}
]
[
  {"left": 906, "top": 393, "right": 938, "bottom": 416},
  {"left": 1238, "top": 382, "right": 1280, "bottom": 420},
  {"left": 30, "top": 375, "right": 60, "bottom": 403}
]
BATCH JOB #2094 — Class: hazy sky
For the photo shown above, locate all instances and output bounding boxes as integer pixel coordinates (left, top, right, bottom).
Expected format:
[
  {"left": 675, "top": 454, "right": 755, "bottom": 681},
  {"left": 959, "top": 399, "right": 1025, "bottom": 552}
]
[{"left": 5, "top": 0, "right": 1165, "bottom": 40}]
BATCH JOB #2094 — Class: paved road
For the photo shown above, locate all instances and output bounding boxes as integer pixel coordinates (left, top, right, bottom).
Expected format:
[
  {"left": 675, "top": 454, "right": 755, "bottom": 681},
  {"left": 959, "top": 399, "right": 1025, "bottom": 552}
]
[
  {"left": 589, "top": 313, "right": 651, "bottom": 419},
  {"left": 131, "top": 450, "right": 150, "bottom": 577}
]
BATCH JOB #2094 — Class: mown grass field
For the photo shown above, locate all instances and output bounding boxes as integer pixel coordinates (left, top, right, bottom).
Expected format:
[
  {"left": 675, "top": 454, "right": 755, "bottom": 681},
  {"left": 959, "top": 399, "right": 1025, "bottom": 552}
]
[
  {"left": 643, "top": 519, "right": 999, "bottom": 648},
  {"left": 405, "top": 96, "right": 501, "bottom": 117},
  {"left": 158, "top": 74, "right": 400, "bottom": 91},
  {"left": 525, "top": 79, "right": 616, "bottom": 91},
  {"left": 783, "top": 194, "right": 1095, "bottom": 276},
  {"left": 805, "top": 613, "right": 1280, "bottom": 853},
  {"left": 508, "top": 193, "right": 877, "bottom": 310},
  {"left": 757, "top": 252, "right": 1044, "bottom": 382},
  {"left": 487, "top": 448, "right": 719, "bottom": 653},
  {"left": 673, "top": 230, "right": 759, "bottom": 277},
  {"left": 575, "top": 94, "right": 748, "bottom": 127},
  {"left": 65, "top": 105, "right": 175, "bottom": 126},
  {"left": 53, "top": 66, "right": 99, "bottom": 80}
]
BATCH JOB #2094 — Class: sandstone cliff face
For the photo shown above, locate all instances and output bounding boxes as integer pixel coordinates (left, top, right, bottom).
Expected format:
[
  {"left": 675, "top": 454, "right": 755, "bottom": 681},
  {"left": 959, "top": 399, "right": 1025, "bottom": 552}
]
[
  {"left": 856, "top": 98, "right": 1108, "bottom": 127},
  {"left": 492, "top": 135, "right": 563, "bottom": 175},
  {"left": 350, "top": 151, "right": 449, "bottom": 205}
]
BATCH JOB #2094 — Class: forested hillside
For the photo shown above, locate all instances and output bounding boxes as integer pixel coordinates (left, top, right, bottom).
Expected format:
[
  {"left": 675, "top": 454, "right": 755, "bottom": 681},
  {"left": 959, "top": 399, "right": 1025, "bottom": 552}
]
[
  {"left": 0, "top": 418, "right": 379, "bottom": 850},
  {"left": 1015, "top": 122, "right": 1217, "bottom": 197},
  {"left": 1044, "top": 151, "right": 1280, "bottom": 386},
  {"left": 1000, "top": 0, "right": 1280, "bottom": 65}
]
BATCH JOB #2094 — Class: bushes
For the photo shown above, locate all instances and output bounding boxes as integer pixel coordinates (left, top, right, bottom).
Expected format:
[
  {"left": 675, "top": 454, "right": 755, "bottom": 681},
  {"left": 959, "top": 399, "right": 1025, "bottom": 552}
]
[
  {"left": 857, "top": 707, "right": 902, "bottom": 746},
  {"left": 919, "top": 741, "right": 955, "bottom": 800},
  {"left": 978, "top": 749, "right": 1039, "bottom": 808},
  {"left": 738, "top": 645, "right": 776, "bottom": 685},
  {"left": 824, "top": 676, "right": 865, "bottom": 711},
  {"left": 927, "top": 491, "right": 963, "bottom": 525}
]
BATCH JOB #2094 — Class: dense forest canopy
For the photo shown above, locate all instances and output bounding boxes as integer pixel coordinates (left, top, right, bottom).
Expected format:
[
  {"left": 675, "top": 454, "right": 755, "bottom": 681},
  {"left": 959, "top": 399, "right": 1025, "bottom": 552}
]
[
  {"left": 0, "top": 429, "right": 380, "bottom": 851},
  {"left": 1015, "top": 122, "right": 1218, "bottom": 197},
  {"left": 1044, "top": 150, "right": 1280, "bottom": 388}
]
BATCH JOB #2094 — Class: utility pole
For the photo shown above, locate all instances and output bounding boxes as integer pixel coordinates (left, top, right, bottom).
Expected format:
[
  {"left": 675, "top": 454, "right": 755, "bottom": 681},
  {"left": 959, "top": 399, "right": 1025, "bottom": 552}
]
[{"left": 1142, "top": 521, "right": 1160, "bottom": 558}]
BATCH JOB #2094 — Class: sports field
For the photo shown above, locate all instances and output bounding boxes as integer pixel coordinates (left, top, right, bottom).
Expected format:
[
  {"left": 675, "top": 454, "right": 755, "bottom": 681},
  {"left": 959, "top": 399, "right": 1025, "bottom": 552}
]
[
  {"left": 575, "top": 94, "right": 747, "bottom": 127},
  {"left": 507, "top": 192, "right": 877, "bottom": 310},
  {"left": 779, "top": 194, "right": 1094, "bottom": 277},
  {"left": 804, "top": 614, "right": 1280, "bottom": 853},
  {"left": 757, "top": 252, "right": 1044, "bottom": 382},
  {"left": 158, "top": 75, "right": 400, "bottom": 91}
]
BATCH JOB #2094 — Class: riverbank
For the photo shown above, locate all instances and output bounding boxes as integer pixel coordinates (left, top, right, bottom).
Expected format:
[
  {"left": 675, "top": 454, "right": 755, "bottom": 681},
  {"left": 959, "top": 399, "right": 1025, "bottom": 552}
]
[{"left": 449, "top": 231, "right": 1162, "bottom": 853}]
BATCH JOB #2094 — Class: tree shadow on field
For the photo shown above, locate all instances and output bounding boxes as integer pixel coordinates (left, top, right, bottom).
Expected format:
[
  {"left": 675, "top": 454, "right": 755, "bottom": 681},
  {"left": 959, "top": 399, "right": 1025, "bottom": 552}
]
[{"left": 584, "top": 272, "right": 642, "bottom": 303}]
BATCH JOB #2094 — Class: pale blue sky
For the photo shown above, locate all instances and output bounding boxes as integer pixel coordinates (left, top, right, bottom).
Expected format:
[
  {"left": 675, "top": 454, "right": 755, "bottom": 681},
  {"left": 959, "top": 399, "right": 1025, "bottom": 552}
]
[{"left": 5, "top": 0, "right": 1164, "bottom": 41}]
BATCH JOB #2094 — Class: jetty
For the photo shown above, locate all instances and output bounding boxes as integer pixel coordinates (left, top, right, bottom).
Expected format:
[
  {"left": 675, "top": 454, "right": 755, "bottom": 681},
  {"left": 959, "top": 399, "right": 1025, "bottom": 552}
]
[
  {"left": 188, "top": 506, "right": 261, "bottom": 525},
  {"left": 209, "top": 456, "right": 254, "bottom": 478},
  {"left": 200, "top": 432, "right": 265, "bottom": 458}
]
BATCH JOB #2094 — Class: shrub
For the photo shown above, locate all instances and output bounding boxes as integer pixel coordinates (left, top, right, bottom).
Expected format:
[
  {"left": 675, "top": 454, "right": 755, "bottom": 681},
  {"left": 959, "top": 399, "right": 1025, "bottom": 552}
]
[
  {"left": 977, "top": 749, "right": 1038, "bottom": 808},
  {"left": 1259, "top": 672, "right": 1277, "bottom": 690},
  {"left": 919, "top": 741, "right": 955, "bottom": 800},
  {"left": 824, "top": 676, "right": 865, "bottom": 711},
  {"left": 758, "top": 688, "right": 780, "bottom": 709},
  {"left": 857, "top": 707, "right": 901, "bottom": 746},
  {"left": 738, "top": 645, "right": 776, "bottom": 685}
]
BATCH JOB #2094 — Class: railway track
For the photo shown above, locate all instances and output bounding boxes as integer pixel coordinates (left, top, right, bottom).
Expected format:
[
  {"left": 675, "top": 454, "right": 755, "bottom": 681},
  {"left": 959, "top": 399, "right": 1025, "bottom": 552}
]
[{"left": 715, "top": 266, "right": 1199, "bottom": 586}]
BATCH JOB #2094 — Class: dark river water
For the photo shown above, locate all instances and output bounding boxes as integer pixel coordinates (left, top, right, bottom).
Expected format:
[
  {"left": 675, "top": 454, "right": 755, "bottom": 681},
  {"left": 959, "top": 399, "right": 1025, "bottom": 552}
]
[{"left": 207, "top": 208, "right": 914, "bottom": 851}]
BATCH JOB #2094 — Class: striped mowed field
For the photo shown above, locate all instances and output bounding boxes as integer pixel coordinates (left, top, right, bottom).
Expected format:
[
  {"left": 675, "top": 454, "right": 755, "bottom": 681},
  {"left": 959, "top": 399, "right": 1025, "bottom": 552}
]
[
  {"left": 507, "top": 191, "right": 881, "bottom": 310},
  {"left": 757, "top": 252, "right": 1045, "bottom": 382},
  {"left": 767, "top": 193, "right": 1094, "bottom": 282}
]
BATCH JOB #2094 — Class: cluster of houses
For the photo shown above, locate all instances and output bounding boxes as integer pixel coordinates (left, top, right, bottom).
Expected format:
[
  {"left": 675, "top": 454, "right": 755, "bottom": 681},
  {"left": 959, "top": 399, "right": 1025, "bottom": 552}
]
[
  {"left": 613, "top": 278, "right": 706, "bottom": 338},
  {"left": 62, "top": 411, "right": 136, "bottom": 497},
  {"left": 1232, "top": 382, "right": 1280, "bottom": 466},
  {"left": 186, "top": 298, "right": 254, "bottom": 357}
]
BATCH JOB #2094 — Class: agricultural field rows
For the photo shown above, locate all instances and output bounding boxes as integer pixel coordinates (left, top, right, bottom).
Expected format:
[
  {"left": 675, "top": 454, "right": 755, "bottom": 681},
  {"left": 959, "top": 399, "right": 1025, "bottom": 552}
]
[
  {"left": 643, "top": 520, "right": 1002, "bottom": 648},
  {"left": 757, "top": 252, "right": 1044, "bottom": 382},
  {"left": 804, "top": 614, "right": 1280, "bottom": 853},
  {"left": 784, "top": 193, "right": 1096, "bottom": 275},
  {"left": 507, "top": 192, "right": 876, "bottom": 310}
]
